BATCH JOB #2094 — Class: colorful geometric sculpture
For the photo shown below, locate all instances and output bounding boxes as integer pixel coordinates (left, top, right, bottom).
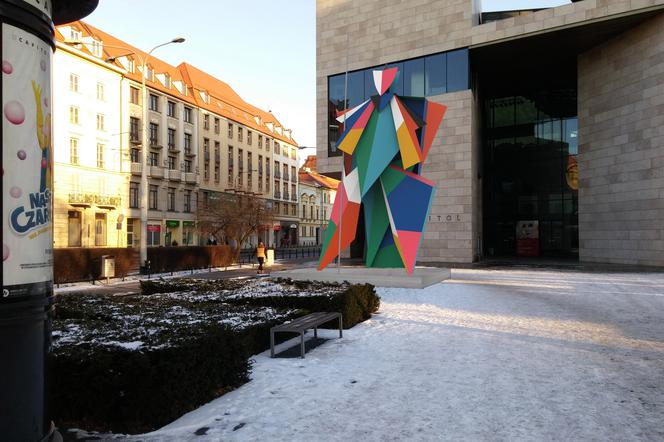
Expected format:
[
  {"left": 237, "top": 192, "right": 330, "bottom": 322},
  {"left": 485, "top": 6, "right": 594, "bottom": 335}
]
[{"left": 319, "top": 67, "right": 447, "bottom": 274}]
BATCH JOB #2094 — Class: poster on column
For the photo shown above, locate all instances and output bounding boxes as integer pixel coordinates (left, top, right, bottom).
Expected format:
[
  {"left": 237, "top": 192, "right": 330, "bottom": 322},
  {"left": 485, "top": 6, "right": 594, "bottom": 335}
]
[{"left": 2, "top": 23, "right": 53, "bottom": 299}]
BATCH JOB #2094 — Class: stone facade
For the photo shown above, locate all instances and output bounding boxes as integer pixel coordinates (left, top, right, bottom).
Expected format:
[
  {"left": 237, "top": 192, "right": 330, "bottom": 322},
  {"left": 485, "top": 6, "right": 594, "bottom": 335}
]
[
  {"left": 578, "top": 13, "right": 664, "bottom": 266},
  {"left": 317, "top": 0, "right": 664, "bottom": 266}
]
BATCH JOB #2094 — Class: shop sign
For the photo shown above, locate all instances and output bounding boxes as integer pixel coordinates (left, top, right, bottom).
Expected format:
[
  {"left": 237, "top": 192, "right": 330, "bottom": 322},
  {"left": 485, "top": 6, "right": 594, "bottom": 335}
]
[
  {"left": 182, "top": 221, "right": 195, "bottom": 227},
  {"left": 2, "top": 23, "right": 53, "bottom": 297},
  {"left": 273, "top": 225, "right": 281, "bottom": 231},
  {"left": 147, "top": 225, "right": 161, "bottom": 232},
  {"left": 166, "top": 220, "right": 180, "bottom": 228}
]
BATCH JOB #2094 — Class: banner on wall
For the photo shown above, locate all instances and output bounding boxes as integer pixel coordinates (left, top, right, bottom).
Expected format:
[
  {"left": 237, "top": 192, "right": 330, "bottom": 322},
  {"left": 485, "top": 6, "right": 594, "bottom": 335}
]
[{"left": 2, "top": 23, "right": 53, "bottom": 299}]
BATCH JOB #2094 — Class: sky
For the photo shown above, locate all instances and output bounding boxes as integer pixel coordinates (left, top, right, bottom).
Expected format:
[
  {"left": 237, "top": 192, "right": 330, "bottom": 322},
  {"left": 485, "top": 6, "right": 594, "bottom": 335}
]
[{"left": 84, "top": 1, "right": 570, "bottom": 152}]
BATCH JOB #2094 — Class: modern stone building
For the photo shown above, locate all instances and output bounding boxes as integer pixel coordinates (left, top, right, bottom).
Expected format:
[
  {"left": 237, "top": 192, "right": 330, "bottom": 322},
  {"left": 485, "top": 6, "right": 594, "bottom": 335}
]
[{"left": 317, "top": 0, "right": 664, "bottom": 267}]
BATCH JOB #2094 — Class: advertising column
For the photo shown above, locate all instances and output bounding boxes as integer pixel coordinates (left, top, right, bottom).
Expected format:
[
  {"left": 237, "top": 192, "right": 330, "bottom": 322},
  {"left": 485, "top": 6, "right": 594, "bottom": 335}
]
[{"left": 1, "top": 1, "right": 98, "bottom": 440}]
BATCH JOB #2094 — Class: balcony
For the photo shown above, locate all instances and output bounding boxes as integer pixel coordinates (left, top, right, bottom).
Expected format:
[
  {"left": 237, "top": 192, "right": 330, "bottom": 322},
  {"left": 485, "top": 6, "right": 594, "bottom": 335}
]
[
  {"left": 167, "top": 169, "right": 181, "bottom": 181},
  {"left": 149, "top": 138, "right": 162, "bottom": 149},
  {"left": 131, "top": 162, "right": 142, "bottom": 175},
  {"left": 274, "top": 171, "right": 281, "bottom": 179},
  {"left": 274, "top": 191, "right": 281, "bottom": 199},
  {"left": 184, "top": 148, "right": 196, "bottom": 157},
  {"left": 283, "top": 191, "right": 289, "bottom": 200},
  {"left": 149, "top": 166, "right": 164, "bottom": 178},
  {"left": 214, "top": 153, "right": 220, "bottom": 162},
  {"left": 291, "top": 194, "right": 297, "bottom": 202},
  {"left": 168, "top": 143, "right": 179, "bottom": 152},
  {"left": 283, "top": 173, "right": 289, "bottom": 182},
  {"left": 184, "top": 172, "right": 198, "bottom": 184},
  {"left": 69, "top": 192, "right": 121, "bottom": 208},
  {"left": 130, "top": 132, "right": 141, "bottom": 144}
]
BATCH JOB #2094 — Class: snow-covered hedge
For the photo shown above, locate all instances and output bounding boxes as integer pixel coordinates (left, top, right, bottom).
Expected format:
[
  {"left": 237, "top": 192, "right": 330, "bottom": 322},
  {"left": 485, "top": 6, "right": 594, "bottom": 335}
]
[{"left": 49, "top": 278, "right": 379, "bottom": 434}]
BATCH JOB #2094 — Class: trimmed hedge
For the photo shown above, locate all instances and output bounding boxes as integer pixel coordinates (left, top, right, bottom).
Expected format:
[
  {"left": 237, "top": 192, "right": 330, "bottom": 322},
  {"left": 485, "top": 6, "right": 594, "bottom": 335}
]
[
  {"left": 53, "top": 246, "right": 235, "bottom": 283},
  {"left": 49, "top": 279, "right": 380, "bottom": 434}
]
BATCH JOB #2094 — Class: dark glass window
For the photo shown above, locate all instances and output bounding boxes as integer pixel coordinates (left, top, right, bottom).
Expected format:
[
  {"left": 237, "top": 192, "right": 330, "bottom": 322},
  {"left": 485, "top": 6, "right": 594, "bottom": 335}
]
[
  {"left": 403, "top": 58, "right": 425, "bottom": 97},
  {"left": 447, "top": 48, "right": 469, "bottom": 92},
  {"left": 425, "top": 53, "right": 446, "bottom": 96},
  {"left": 129, "top": 182, "right": 138, "bottom": 208}
]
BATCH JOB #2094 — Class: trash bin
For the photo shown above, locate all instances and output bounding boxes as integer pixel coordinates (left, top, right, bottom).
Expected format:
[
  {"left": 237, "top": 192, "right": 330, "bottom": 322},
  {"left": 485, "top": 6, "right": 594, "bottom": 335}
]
[
  {"left": 266, "top": 249, "right": 275, "bottom": 267},
  {"left": 100, "top": 255, "right": 115, "bottom": 280}
]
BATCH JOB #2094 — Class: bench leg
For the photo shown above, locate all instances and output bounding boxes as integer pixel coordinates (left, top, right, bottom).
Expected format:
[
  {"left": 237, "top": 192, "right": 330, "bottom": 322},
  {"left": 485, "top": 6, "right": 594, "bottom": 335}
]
[
  {"left": 300, "top": 331, "right": 305, "bottom": 358},
  {"left": 270, "top": 330, "right": 275, "bottom": 358},
  {"left": 339, "top": 314, "right": 343, "bottom": 338},
  {"left": 314, "top": 327, "right": 317, "bottom": 338}
]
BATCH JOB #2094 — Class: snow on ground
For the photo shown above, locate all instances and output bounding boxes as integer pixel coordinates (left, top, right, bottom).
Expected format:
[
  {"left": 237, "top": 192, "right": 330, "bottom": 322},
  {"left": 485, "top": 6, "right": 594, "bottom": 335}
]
[{"left": 123, "top": 268, "right": 664, "bottom": 441}]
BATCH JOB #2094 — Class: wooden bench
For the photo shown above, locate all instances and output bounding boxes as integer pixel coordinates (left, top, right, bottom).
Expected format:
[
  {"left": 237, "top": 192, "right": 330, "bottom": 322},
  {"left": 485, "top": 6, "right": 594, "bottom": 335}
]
[{"left": 270, "top": 312, "right": 343, "bottom": 358}]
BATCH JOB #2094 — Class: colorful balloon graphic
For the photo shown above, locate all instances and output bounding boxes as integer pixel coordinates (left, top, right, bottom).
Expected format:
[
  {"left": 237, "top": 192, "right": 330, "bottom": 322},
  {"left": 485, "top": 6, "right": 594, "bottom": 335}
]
[
  {"left": 3, "top": 243, "right": 9, "bottom": 261},
  {"left": 2, "top": 60, "right": 12, "bottom": 74},
  {"left": 17, "top": 150, "right": 27, "bottom": 160},
  {"left": 4, "top": 100, "right": 25, "bottom": 125},
  {"left": 10, "top": 186, "right": 22, "bottom": 198}
]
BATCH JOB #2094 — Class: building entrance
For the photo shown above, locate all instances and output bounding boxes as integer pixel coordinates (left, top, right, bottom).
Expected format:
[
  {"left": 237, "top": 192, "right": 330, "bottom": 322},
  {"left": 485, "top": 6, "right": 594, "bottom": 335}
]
[{"left": 482, "top": 90, "right": 579, "bottom": 259}]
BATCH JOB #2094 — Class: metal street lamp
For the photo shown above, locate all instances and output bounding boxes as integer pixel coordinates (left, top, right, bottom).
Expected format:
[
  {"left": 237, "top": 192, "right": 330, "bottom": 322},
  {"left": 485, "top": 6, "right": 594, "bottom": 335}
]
[{"left": 68, "top": 38, "right": 186, "bottom": 270}]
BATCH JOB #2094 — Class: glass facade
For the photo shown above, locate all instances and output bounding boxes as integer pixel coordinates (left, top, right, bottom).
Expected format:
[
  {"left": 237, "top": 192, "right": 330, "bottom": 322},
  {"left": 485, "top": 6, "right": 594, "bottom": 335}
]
[
  {"left": 483, "top": 89, "right": 578, "bottom": 258},
  {"left": 327, "top": 48, "right": 469, "bottom": 156}
]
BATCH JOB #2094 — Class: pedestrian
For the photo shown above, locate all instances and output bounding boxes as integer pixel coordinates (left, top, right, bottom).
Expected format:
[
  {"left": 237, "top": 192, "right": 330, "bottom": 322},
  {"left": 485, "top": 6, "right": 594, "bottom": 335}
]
[{"left": 256, "top": 241, "right": 266, "bottom": 274}]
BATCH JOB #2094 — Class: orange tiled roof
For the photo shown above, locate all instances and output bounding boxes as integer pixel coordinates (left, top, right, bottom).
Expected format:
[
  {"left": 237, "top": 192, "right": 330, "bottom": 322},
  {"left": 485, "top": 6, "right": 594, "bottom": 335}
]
[
  {"left": 55, "top": 21, "right": 298, "bottom": 145},
  {"left": 299, "top": 169, "right": 339, "bottom": 190}
]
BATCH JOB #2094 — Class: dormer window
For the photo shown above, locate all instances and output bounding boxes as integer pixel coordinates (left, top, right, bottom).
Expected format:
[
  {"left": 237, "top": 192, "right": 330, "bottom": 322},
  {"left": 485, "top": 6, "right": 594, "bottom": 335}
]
[
  {"left": 199, "top": 90, "right": 210, "bottom": 104},
  {"left": 91, "top": 38, "right": 103, "bottom": 57},
  {"left": 127, "top": 58, "right": 135, "bottom": 73},
  {"left": 145, "top": 65, "right": 154, "bottom": 81},
  {"left": 163, "top": 73, "right": 170, "bottom": 88},
  {"left": 70, "top": 28, "right": 82, "bottom": 42}
]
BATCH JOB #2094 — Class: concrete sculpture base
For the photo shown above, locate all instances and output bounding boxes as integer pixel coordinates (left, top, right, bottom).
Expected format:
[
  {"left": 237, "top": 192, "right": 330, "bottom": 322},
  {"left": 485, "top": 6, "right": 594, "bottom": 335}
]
[{"left": 271, "top": 266, "right": 451, "bottom": 289}]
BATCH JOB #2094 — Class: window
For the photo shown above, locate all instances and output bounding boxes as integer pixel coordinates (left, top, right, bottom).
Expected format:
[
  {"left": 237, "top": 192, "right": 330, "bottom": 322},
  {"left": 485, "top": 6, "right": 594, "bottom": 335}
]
[
  {"left": 163, "top": 73, "right": 170, "bottom": 88},
  {"left": 145, "top": 65, "right": 154, "bottom": 81},
  {"left": 274, "top": 160, "right": 280, "bottom": 178},
  {"left": 127, "top": 182, "right": 138, "bottom": 209},
  {"left": 282, "top": 144, "right": 288, "bottom": 157},
  {"left": 70, "top": 28, "right": 81, "bottom": 42},
  {"left": 265, "top": 138, "right": 270, "bottom": 151},
  {"left": 425, "top": 53, "right": 446, "bottom": 96},
  {"left": 184, "top": 133, "right": 192, "bottom": 154},
  {"left": 96, "top": 113, "right": 105, "bottom": 131},
  {"left": 149, "top": 185, "right": 158, "bottom": 209},
  {"left": 247, "top": 130, "right": 252, "bottom": 145},
  {"left": 447, "top": 48, "right": 469, "bottom": 93},
  {"left": 228, "top": 146, "right": 234, "bottom": 184},
  {"left": 168, "top": 155, "right": 176, "bottom": 170},
  {"left": 149, "top": 94, "right": 159, "bottom": 111},
  {"left": 91, "top": 39, "right": 102, "bottom": 57},
  {"left": 69, "top": 73, "right": 79, "bottom": 92},
  {"left": 291, "top": 204, "right": 296, "bottom": 216},
  {"left": 404, "top": 58, "right": 425, "bottom": 97},
  {"left": 214, "top": 117, "right": 220, "bottom": 134},
  {"left": 258, "top": 155, "right": 263, "bottom": 175},
  {"left": 247, "top": 152, "right": 253, "bottom": 186},
  {"left": 168, "top": 128, "right": 176, "bottom": 149},
  {"left": 94, "top": 213, "right": 106, "bottom": 246},
  {"left": 228, "top": 122, "right": 233, "bottom": 139},
  {"left": 274, "top": 142, "right": 279, "bottom": 154},
  {"left": 290, "top": 147, "right": 296, "bottom": 160},
  {"left": 183, "top": 107, "right": 192, "bottom": 123},
  {"left": 96, "top": 143, "right": 105, "bottom": 168},
  {"left": 96, "top": 82, "right": 105, "bottom": 100},
  {"left": 266, "top": 160, "right": 270, "bottom": 176},
  {"left": 127, "top": 58, "right": 135, "bottom": 73},
  {"left": 291, "top": 166, "right": 296, "bottom": 181},
  {"left": 258, "top": 135, "right": 263, "bottom": 148},
  {"left": 214, "top": 164, "right": 219, "bottom": 182},
  {"left": 130, "top": 86, "right": 140, "bottom": 104},
  {"left": 203, "top": 114, "right": 210, "bottom": 130},
  {"left": 69, "top": 138, "right": 79, "bottom": 164},
  {"left": 266, "top": 177, "right": 270, "bottom": 193},
  {"left": 291, "top": 184, "right": 296, "bottom": 200},
  {"left": 69, "top": 106, "right": 79, "bottom": 124},
  {"left": 147, "top": 223, "right": 160, "bottom": 246},
  {"left": 149, "top": 151, "right": 159, "bottom": 166},
  {"left": 184, "top": 159, "right": 192, "bottom": 173},
  {"left": 167, "top": 101, "right": 176, "bottom": 117},
  {"left": 184, "top": 190, "right": 192, "bottom": 213},
  {"left": 127, "top": 220, "right": 135, "bottom": 247},
  {"left": 67, "top": 213, "right": 80, "bottom": 248},
  {"left": 149, "top": 123, "right": 159, "bottom": 146},
  {"left": 283, "top": 164, "right": 289, "bottom": 181},
  {"left": 130, "top": 148, "right": 139, "bottom": 163},
  {"left": 167, "top": 188, "right": 175, "bottom": 211},
  {"left": 130, "top": 117, "right": 140, "bottom": 141}
]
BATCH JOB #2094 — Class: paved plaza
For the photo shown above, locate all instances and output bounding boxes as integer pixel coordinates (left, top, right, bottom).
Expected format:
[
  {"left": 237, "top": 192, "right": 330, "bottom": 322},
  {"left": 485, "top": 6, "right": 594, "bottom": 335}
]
[{"left": 116, "top": 268, "right": 664, "bottom": 441}]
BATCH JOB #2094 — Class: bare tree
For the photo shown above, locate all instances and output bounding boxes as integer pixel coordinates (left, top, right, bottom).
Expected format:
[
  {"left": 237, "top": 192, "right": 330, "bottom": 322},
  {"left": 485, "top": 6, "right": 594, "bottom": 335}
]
[{"left": 197, "top": 191, "right": 273, "bottom": 260}]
